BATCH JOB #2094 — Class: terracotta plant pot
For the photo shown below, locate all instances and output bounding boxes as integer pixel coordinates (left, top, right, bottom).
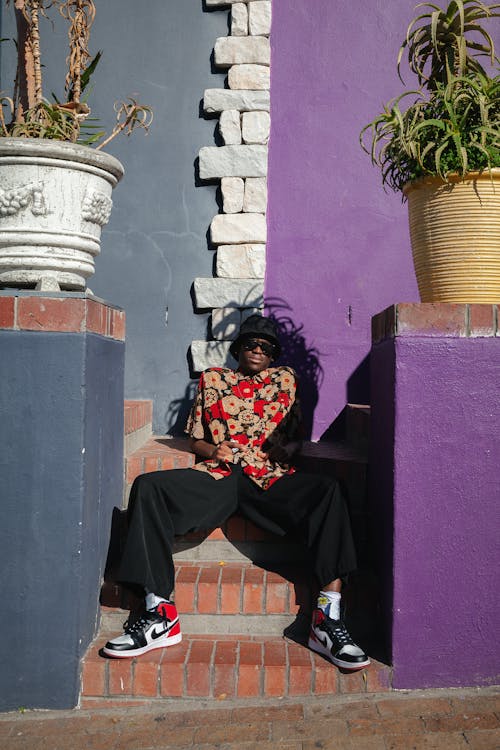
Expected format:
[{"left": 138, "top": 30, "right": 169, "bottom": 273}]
[
  {"left": 403, "top": 168, "right": 500, "bottom": 303},
  {"left": 0, "top": 138, "right": 123, "bottom": 291}
]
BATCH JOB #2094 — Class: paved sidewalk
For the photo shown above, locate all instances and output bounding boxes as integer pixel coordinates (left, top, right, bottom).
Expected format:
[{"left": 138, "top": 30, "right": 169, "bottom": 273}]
[{"left": 1, "top": 687, "right": 499, "bottom": 749}]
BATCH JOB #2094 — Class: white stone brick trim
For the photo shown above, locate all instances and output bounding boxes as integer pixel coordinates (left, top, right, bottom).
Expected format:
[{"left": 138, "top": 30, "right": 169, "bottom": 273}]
[
  {"left": 199, "top": 145, "right": 268, "bottom": 179},
  {"left": 228, "top": 64, "right": 270, "bottom": 90},
  {"left": 203, "top": 88, "right": 270, "bottom": 114},
  {"left": 231, "top": 3, "right": 248, "bottom": 36},
  {"left": 192, "top": 2, "right": 271, "bottom": 366},
  {"left": 211, "top": 307, "right": 242, "bottom": 340},
  {"left": 191, "top": 340, "right": 235, "bottom": 372},
  {"left": 219, "top": 110, "right": 242, "bottom": 145},
  {"left": 206, "top": 0, "right": 252, "bottom": 5},
  {"left": 248, "top": 2, "right": 272, "bottom": 36},
  {"left": 210, "top": 213, "right": 267, "bottom": 244},
  {"left": 194, "top": 277, "right": 264, "bottom": 308},
  {"left": 221, "top": 177, "right": 245, "bottom": 213},
  {"left": 214, "top": 36, "right": 270, "bottom": 66},
  {"left": 243, "top": 177, "right": 267, "bottom": 213},
  {"left": 216, "top": 243, "right": 266, "bottom": 278},
  {"left": 241, "top": 111, "right": 270, "bottom": 144}
]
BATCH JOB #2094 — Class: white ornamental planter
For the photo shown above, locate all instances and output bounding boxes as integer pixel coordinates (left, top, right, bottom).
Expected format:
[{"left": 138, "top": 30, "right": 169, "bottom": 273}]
[{"left": 0, "top": 138, "right": 123, "bottom": 290}]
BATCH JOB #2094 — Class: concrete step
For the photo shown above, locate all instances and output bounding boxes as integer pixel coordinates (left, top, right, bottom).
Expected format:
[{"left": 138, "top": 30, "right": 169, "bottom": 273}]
[{"left": 81, "top": 631, "right": 391, "bottom": 704}]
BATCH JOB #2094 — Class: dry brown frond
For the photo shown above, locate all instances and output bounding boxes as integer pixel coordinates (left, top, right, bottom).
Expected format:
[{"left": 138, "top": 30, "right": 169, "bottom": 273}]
[
  {"left": 58, "top": 0, "right": 96, "bottom": 103},
  {"left": 96, "top": 98, "right": 153, "bottom": 151}
]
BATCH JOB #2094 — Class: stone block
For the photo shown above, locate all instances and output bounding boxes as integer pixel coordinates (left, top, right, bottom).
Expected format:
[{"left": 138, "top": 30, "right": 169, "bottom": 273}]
[
  {"left": 221, "top": 177, "right": 245, "bottom": 213},
  {"left": 243, "top": 177, "right": 267, "bottom": 213},
  {"left": 242, "top": 111, "right": 270, "bottom": 144},
  {"left": 199, "top": 145, "right": 268, "bottom": 179},
  {"left": 210, "top": 213, "right": 267, "bottom": 244},
  {"left": 219, "top": 110, "right": 242, "bottom": 146},
  {"left": 214, "top": 36, "right": 270, "bottom": 67},
  {"left": 216, "top": 244, "right": 266, "bottom": 278},
  {"left": 231, "top": 3, "right": 248, "bottom": 36},
  {"left": 191, "top": 340, "right": 234, "bottom": 372},
  {"left": 203, "top": 88, "right": 270, "bottom": 114},
  {"left": 194, "top": 277, "right": 264, "bottom": 308},
  {"left": 248, "top": 1, "right": 272, "bottom": 36},
  {"left": 211, "top": 307, "right": 242, "bottom": 340},
  {"left": 228, "top": 64, "right": 270, "bottom": 90}
]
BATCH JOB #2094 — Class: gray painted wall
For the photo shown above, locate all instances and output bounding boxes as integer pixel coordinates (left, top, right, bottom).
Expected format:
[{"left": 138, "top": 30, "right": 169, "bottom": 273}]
[
  {"left": 0, "top": 0, "right": 228, "bottom": 434},
  {"left": 0, "top": 329, "right": 124, "bottom": 710}
]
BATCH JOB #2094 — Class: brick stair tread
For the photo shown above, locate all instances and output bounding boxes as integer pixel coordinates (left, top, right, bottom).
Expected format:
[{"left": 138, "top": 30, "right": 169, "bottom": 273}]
[
  {"left": 130, "top": 436, "right": 195, "bottom": 460},
  {"left": 100, "top": 564, "right": 380, "bottom": 643},
  {"left": 82, "top": 631, "right": 391, "bottom": 702},
  {"left": 124, "top": 400, "right": 153, "bottom": 435},
  {"left": 105, "top": 562, "right": 308, "bottom": 613},
  {"left": 124, "top": 400, "right": 154, "bottom": 457},
  {"left": 125, "top": 436, "right": 196, "bottom": 489}
]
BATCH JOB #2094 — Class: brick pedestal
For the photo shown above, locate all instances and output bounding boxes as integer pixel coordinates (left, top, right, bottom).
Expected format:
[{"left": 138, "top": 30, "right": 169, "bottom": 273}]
[
  {"left": 0, "top": 292, "right": 125, "bottom": 710},
  {"left": 370, "top": 303, "right": 499, "bottom": 689}
]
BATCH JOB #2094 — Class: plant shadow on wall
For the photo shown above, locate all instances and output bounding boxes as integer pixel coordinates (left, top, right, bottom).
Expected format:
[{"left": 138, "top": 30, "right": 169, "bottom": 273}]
[{"left": 265, "top": 299, "right": 324, "bottom": 442}]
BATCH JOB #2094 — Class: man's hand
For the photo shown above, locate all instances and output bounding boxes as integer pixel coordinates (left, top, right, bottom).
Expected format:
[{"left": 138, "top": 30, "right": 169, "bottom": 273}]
[
  {"left": 190, "top": 438, "right": 247, "bottom": 462},
  {"left": 211, "top": 440, "right": 241, "bottom": 462}
]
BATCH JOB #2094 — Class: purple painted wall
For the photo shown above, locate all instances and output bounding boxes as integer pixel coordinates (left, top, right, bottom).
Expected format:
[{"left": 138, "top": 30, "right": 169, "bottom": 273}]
[
  {"left": 391, "top": 336, "right": 499, "bottom": 688},
  {"left": 266, "top": 0, "right": 419, "bottom": 438}
]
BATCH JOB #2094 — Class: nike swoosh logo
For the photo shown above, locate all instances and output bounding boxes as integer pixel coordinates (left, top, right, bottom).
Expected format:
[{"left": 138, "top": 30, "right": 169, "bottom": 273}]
[
  {"left": 316, "top": 633, "right": 330, "bottom": 650},
  {"left": 151, "top": 627, "right": 169, "bottom": 640}
]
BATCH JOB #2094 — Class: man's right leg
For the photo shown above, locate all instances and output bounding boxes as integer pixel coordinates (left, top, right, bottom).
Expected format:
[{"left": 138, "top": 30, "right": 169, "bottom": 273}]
[{"left": 103, "top": 468, "right": 238, "bottom": 658}]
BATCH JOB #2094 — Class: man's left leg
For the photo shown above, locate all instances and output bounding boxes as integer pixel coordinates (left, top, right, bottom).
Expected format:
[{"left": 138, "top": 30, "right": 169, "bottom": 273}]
[{"left": 237, "top": 471, "right": 370, "bottom": 671}]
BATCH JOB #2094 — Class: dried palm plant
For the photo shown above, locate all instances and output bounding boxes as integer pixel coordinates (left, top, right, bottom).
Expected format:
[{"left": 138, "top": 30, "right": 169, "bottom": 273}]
[{"left": 2, "top": 0, "right": 152, "bottom": 146}]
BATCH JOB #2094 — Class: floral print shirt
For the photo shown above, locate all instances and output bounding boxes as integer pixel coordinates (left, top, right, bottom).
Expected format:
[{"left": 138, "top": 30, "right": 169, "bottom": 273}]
[{"left": 185, "top": 366, "right": 301, "bottom": 489}]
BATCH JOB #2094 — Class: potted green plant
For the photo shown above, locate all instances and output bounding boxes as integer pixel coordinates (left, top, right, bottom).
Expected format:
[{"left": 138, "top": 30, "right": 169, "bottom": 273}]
[
  {"left": 0, "top": 0, "right": 152, "bottom": 291},
  {"left": 361, "top": 0, "right": 500, "bottom": 303}
]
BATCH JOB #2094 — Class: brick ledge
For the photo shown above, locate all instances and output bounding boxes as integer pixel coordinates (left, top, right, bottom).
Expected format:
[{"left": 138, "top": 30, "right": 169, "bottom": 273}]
[{"left": 372, "top": 303, "right": 499, "bottom": 343}]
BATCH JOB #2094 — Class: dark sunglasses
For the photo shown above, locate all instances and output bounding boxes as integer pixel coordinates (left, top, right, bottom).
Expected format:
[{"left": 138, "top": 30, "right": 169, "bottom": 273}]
[{"left": 241, "top": 338, "right": 276, "bottom": 357}]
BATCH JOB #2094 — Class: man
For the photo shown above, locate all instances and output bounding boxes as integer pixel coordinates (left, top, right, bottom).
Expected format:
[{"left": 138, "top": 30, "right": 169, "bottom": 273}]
[{"left": 104, "top": 315, "right": 369, "bottom": 671}]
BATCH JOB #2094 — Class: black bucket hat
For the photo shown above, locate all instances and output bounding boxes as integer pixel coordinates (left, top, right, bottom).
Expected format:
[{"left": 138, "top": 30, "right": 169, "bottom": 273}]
[{"left": 229, "top": 314, "right": 282, "bottom": 360}]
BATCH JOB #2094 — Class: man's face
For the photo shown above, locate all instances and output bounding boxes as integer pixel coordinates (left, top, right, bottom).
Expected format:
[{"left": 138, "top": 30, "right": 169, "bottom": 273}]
[{"left": 238, "top": 336, "right": 275, "bottom": 374}]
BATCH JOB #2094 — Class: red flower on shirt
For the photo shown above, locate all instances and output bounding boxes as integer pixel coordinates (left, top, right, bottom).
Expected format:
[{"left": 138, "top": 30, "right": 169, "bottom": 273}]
[
  {"left": 253, "top": 399, "right": 266, "bottom": 417},
  {"left": 277, "top": 392, "right": 290, "bottom": 407},
  {"left": 233, "top": 380, "right": 258, "bottom": 399},
  {"left": 210, "top": 401, "right": 228, "bottom": 420}
]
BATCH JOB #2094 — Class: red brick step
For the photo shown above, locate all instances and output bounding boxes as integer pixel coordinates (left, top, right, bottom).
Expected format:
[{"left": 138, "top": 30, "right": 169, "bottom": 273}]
[{"left": 81, "top": 632, "right": 391, "bottom": 704}]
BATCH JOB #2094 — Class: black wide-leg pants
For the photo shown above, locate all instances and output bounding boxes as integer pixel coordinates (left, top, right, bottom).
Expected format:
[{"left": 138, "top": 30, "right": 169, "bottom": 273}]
[{"left": 118, "top": 466, "right": 357, "bottom": 600}]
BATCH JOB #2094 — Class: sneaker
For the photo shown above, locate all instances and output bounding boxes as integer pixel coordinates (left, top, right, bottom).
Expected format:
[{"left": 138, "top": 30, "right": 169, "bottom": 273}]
[
  {"left": 103, "top": 600, "right": 182, "bottom": 658},
  {"left": 308, "top": 607, "right": 370, "bottom": 671}
]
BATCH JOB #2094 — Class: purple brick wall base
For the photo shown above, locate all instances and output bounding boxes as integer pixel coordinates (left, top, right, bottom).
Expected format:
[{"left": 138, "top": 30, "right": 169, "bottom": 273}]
[{"left": 370, "top": 304, "right": 499, "bottom": 689}]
